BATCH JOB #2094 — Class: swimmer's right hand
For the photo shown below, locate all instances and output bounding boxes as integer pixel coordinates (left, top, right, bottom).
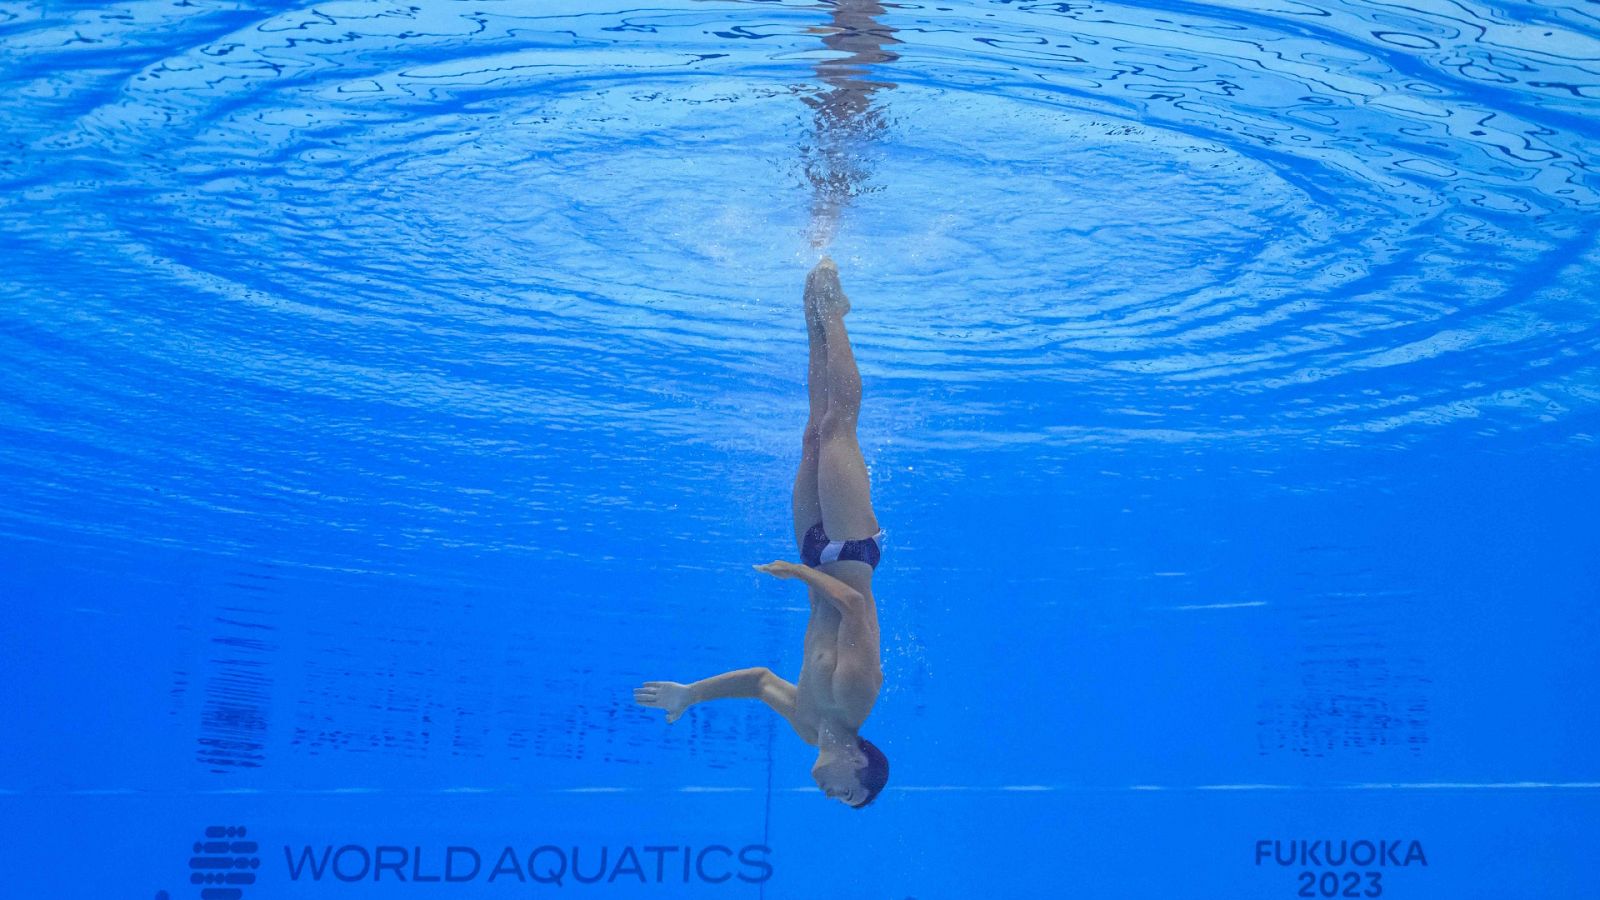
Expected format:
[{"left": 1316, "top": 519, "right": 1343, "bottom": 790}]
[
  {"left": 754, "top": 561, "right": 803, "bottom": 580},
  {"left": 633, "top": 680, "right": 692, "bottom": 723}
]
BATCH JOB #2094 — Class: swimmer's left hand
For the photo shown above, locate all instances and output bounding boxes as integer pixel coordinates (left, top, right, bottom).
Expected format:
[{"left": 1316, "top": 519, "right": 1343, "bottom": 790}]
[{"left": 754, "top": 561, "right": 803, "bottom": 579}]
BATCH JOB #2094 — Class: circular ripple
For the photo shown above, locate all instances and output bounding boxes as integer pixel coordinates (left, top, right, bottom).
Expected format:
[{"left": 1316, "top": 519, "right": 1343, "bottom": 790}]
[{"left": 1, "top": 0, "right": 1597, "bottom": 560}]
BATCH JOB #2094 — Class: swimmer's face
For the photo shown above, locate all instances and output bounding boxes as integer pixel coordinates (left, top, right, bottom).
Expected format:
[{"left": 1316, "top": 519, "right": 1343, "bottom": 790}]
[{"left": 812, "top": 750, "right": 867, "bottom": 807}]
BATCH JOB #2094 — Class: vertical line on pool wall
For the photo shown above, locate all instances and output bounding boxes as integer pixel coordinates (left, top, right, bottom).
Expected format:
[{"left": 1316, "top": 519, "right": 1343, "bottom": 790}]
[{"left": 761, "top": 710, "right": 774, "bottom": 900}]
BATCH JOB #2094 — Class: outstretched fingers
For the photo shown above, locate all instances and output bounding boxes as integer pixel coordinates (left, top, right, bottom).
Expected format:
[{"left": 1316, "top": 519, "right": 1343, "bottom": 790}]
[
  {"left": 633, "top": 681, "right": 684, "bottom": 723},
  {"left": 754, "top": 561, "right": 803, "bottom": 579}
]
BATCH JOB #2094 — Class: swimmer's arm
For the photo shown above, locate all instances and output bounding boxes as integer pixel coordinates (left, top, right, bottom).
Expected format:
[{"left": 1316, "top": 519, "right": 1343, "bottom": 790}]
[
  {"left": 753, "top": 670, "right": 813, "bottom": 744},
  {"left": 665, "top": 666, "right": 806, "bottom": 736},
  {"left": 636, "top": 668, "right": 770, "bottom": 723},
  {"left": 686, "top": 667, "right": 773, "bottom": 704},
  {"left": 753, "top": 561, "right": 865, "bottom": 615}
]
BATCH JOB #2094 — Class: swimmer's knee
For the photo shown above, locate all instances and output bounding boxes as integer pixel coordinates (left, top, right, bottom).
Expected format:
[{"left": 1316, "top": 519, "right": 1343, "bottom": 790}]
[
  {"left": 819, "top": 409, "right": 857, "bottom": 442},
  {"left": 802, "top": 421, "right": 823, "bottom": 453}
]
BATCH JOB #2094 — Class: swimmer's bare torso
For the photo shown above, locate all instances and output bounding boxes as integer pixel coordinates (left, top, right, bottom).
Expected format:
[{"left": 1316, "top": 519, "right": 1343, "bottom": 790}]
[{"left": 766, "top": 560, "right": 882, "bottom": 742}]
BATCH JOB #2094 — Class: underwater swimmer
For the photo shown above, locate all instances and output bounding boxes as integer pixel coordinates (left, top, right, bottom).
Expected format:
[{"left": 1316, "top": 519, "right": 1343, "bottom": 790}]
[{"left": 634, "top": 257, "right": 889, "bottom": 809}]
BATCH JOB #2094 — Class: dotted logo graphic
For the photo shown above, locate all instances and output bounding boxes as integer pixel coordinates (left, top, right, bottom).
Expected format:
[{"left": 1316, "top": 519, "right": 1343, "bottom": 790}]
[{"left": 188, "top": 825, "right": 260, "bottom": 900}]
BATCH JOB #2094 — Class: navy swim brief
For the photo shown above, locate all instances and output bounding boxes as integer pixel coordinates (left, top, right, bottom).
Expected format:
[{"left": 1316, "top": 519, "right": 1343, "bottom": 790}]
[{"left": 800, "top": 522, "right": 884, "bottom": 570}]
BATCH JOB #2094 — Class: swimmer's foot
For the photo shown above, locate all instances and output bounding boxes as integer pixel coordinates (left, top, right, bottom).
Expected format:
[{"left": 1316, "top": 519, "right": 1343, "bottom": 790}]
[{"left": 805, "top": 256, "right": 851, "bottom": 321}]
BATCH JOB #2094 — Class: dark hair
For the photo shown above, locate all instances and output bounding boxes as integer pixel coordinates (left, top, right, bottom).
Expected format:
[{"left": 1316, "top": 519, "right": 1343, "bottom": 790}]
[{"left": 851, "top": 737, "right": 889, "bottom": 809}]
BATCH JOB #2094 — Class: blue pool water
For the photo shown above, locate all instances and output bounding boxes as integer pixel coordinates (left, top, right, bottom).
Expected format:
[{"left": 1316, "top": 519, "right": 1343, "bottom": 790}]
[{"left": 2, "top": 0, "right": 1598, "bottom": 896}]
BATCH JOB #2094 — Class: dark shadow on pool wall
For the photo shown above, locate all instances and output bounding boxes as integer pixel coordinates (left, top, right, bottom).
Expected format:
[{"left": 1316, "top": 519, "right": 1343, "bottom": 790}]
[
  {"left": 802, "top": 0, "right": 900, "bottom": 249},
  {"left": 195, "top": 584, "right": 278, "bottom": 773}
]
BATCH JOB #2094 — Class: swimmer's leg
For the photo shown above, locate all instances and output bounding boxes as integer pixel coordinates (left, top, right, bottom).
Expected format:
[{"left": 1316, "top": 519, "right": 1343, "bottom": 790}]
[
  {"left": 791, "top": 265, "right": 830, "bottom": 550},
  {"left": 807, "top": 258, "right": 879, "bottom": 540}
]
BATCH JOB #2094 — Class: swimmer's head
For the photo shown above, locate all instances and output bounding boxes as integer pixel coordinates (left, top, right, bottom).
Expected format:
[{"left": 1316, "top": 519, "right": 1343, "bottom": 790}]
[{"left": 813, "top": 736, "right": 889, "bottom": 809}]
